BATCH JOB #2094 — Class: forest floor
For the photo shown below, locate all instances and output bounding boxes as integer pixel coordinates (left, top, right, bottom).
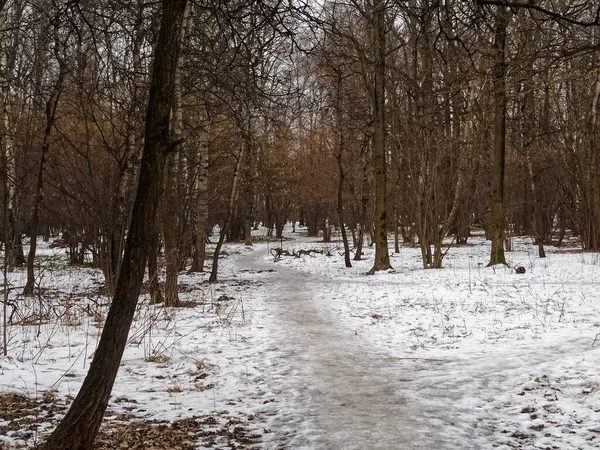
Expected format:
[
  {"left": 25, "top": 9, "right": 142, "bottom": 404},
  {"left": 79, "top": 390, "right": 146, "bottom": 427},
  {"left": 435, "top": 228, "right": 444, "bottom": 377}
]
[{"left": 1, "top": 228, "right": 600, "bottom": 449}]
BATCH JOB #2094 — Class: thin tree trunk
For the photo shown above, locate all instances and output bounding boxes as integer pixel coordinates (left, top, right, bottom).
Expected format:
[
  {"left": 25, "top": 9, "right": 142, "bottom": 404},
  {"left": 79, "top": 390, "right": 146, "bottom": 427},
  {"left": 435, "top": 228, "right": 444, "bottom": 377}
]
[
  {"left": 190, "top": 135, "right": 209, "bottom": 272},
  {"left": 148, "top": 228, "right": 163, "bottom": 304},
  {"left": 161, "top": 160, "right": 180, "bottom": 306},
  {"left": 354, "top": 161, "right": 369, "bottom": 261},
  {"left": 1, "top": 5, "right": 25, "bottom": 272},
  {"left": 2, "top": 47, "right": 18, "bottom": 271},
  {"left": 41, "top": 2, "right": 188, "bottom": 447},
  {"left": 334, "top": 72, "right": 351, "bottom": 268},
  {"left": 107, "top": 1, "right": 146, "bottom": 294},
  {"left": 242, "top": 124, "right": 255, "bottom": 246},
  {"left": 524, "top": 131, "right": 545, "bottom": 258},
  {"left": 394, "top": 204, "right": 400, "bottom": 254},
  {"left": 209, "top": 148, "right": 243, "bottom": 283},
  {"left": 488, "top": 5, "right": 509, "bottom": 267},
  {"left": 338, "top": 158, "right": 351, "bottom": 268},
  {"left": 23, "top": 59, "right": 63, "bottom": 295}
]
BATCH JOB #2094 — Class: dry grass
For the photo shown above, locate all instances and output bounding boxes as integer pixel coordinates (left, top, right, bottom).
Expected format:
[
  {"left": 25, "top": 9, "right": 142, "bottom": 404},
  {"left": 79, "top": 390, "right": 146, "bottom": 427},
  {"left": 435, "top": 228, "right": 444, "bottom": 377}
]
[{"left": 0, "top": 393, "right": 261, "bottom": 449}]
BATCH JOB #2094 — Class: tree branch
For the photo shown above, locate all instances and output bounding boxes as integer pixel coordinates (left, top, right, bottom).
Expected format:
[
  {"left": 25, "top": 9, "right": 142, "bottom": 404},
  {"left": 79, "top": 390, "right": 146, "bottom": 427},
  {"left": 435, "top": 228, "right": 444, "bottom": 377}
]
[{"left": 476, "top": 0, "right": 600, "bottom": 27}]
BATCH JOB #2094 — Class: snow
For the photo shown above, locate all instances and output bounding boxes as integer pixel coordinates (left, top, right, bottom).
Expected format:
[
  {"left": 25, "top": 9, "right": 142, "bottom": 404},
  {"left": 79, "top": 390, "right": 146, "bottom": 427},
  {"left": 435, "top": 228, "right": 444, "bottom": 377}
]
[{"left": 1, "top": 229, "right": 600, "bottom": 449}]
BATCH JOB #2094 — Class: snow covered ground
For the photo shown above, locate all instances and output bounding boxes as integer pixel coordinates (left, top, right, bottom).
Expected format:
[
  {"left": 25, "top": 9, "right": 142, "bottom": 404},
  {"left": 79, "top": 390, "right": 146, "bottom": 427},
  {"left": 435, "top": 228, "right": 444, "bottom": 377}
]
[{"left": 1, "top": 229, "right": 600, "bottom": 449}]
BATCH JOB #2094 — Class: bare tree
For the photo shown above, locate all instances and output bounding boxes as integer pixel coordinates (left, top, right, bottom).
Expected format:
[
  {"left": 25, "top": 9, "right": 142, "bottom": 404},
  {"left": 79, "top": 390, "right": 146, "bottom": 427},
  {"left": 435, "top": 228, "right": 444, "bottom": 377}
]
[
  {"left": 369, "top": 0, "right": 392, "bottom": 273},
  {"left": 23, "top": 4, "right": 69, "bottom": 295},
  {"left": 41, "top": 0, "right": 188, "bottom": 447},
  {"left": 487, "top": 4, "right": 510, "bottom": 266}
]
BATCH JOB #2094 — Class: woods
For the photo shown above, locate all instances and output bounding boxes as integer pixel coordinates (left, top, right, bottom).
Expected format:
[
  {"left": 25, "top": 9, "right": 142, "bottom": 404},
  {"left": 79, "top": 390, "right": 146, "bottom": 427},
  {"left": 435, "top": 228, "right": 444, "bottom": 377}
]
[
  {"left": 2, "top": 1, "right": 600, "bottom": 282},
  {"left": 1, "top": 0, "right": 600, "bottom": 448}
]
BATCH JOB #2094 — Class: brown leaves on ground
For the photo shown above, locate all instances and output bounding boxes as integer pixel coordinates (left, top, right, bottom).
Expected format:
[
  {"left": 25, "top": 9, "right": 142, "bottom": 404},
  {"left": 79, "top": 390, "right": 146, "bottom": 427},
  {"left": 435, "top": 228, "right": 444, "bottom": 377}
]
[
  {"left": 96, "top": 415, "right": 260, "bottom": 450},
  {"left": 0, "top": 393, "right": 260, "bottom": 449},
  {"left": 0, "top": 392, "right": 67, "bottom": 448}
]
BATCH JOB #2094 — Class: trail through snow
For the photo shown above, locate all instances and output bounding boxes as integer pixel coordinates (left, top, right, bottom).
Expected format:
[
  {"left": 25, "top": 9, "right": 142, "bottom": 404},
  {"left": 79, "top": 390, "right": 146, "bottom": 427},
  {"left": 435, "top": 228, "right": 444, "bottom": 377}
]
[
  {"left": 2, "top": 235, "right": 599, "bottom": 449},
  {"left": 234, "top": 246, "right": 600, "bottom": 450},
  {"left": 242, "top": 250, "right": 435, "bottom": 449}
]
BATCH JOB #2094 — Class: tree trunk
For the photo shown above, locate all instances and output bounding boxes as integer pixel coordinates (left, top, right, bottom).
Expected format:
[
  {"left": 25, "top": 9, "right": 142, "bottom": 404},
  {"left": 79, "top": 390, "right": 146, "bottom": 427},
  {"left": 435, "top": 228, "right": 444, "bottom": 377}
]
[
  {"left": 322, "top": 220, "right": 331, "bottom": 243},
  {"left": 2, "top": 61, "right": 19, "bottom": 271},
  {"left": 354, "top": 161, "right": 369, "bottom": 261},
  {"left": 190, "top": 126, "right": 209, "bottom": 272},
  {"left": 338, "top": 160, "right": 351, "bottom": 267},
  {"left": 587, "top": 72, "right": 600, "bottom": 250},
  {"left": 41, "top": 1, "right": 188, "bottom": 448},
  {"left": 161, "top": 160, "right": 180, "bottom": 307},
  {"left": 275, "top": 218, "right": 285, "bottom": 238},
  {"left": 105, "top": 1, "right": 146, "bottom": 294},
  {"left": 488, "top": 5, "right": 509, "bottom": 267},
  {"left": 159, "top": 2, "right": 190, "bottom": 306},
  {"left": 524, "top": 120, "right": 546, "bottom": 258},
  {"left": 23, "top": 56, "right": 63, "bottom": 295},
  {"left": 393, "top": 204, "right": 400, "bottom": 254},
  {"left": 334, "top": 72, "right": 351, "bottom": 267},
  {"left": 368, "top": 0, "right": 392, "bottom": 274},
  {"left": 209, "top": 148, "right": 243, "bottom": 283},
  {"left": 1, "top": 5, "right": 25, "bottom": 272},
  {"left": 242, "top": 124, "right": 255, "bottom": 246},
  {"left": 148, "top": 228, "right": 163, "bottom": 304}
]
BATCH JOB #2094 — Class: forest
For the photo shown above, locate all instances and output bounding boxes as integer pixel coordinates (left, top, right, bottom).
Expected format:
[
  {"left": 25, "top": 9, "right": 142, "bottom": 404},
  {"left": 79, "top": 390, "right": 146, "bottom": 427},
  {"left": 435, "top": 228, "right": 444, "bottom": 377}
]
[{"left": 1, "top": 0, "right": 600, "bottom": 449}]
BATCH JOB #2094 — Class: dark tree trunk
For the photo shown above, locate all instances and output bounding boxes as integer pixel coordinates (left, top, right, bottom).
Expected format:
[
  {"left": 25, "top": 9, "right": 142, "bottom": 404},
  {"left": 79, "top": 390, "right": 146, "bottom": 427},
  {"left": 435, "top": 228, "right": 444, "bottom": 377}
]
[
  {"left": 524, "top": 103, "right": 546, "bottom": 258},
  {"left": 159, "top": 2, "right": 190, "bottom": 306},
  {"left": 24, "top": 33, "right": 64, "bottom": 295},
  {"left": 40, "top": 1, "right": 188, "bottom": 448},
  {"left": 209, "top": 148, "right": 243, "bottom": 283},
  {"left": 338, "top": 163, "right": 351, "bottom": 268},
  {"left": 394, "top": 206, "right": 400, "bottom": 254},
  {"left": 587, "top": 73, "right": 600, "bottom": 250},
  {"left": 242, "top": 124, "right": 255, "bottom": 246},
  {"left": 488, "top": 5, "right": 509, "bottom": 267},
  {"left": 209, "top": 225, "right": 226, "bottom": 283},
  {"left": 354, "top": 161, "right": 369, "bottom": 261},
  {"left": 334, "top": 72, "right": 351, "bottom": 268},
  {"left": 369, "top": 0, "right": 392, "bottom": 274},
  {"left": 275, "top": 218, "right": 285, "bottom": 238}
]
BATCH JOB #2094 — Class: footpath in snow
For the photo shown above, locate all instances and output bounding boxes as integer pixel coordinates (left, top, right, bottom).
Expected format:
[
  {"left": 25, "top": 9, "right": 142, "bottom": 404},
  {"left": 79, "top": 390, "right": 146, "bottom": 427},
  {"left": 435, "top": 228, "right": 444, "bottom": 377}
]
[{"left": 1, "top": 231, "right": 600, "bottom": 449}]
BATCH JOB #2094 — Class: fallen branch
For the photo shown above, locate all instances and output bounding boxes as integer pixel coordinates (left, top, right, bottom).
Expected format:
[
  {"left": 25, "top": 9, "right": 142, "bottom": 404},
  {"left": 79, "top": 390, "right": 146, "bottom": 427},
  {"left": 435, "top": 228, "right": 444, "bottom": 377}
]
[{"left": 270, "top": 247, "right": 332, "bottom": 261}]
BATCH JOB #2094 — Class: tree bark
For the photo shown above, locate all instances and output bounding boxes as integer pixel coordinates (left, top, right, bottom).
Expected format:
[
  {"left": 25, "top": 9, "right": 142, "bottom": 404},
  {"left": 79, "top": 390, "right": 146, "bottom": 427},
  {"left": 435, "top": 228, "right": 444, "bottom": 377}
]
[
  {"left": 106, "top": 0, "right": 146, "bottom": 294},
  {"left": 368, "top": 0, "right": 392, "bottom": 274},
  {"left": 161, "top": 159, "right": 180, "bottom": 306},
  {"left": 209, "top": 148, "right": 243, "bottom": 283},
  {"left": 242, "top": 122, "right": 255, "bottom": 246},
  {"left": 160, "top": 1, "right": 190, "bottom": 306},
  {"left": 587, "top": 71, "right": 600, "bottom": 250},
  {"left": 338, "top": 158, "right": 351, "bottom": 267},
  {"left": 488, "top": 5, "right": 509, "bottom": 267},
  {"left": 522, "top": 75, "right": 546, "bottom": 258},
  {"left": 148, "top": 228, "right": 163, "bottom": 304},
  {"left": 23, "top": 82, "right": 62, "bottom": 294},
  {"left": 41, "top": 1, "right": 188, "bottom": 448},
  {"left": 354, "top": 160, "right": 369, "bottom": 261},
  {"left": 334, "top": 72, "right": 351, "bottom": 268},
  {"left": 190, "top": 132, "right": 209, "bottom": 272},
  {"left": 1, "top": 5, "right": 25, "bottom": 271},
  {"left": 24, "top": 14, "right": 64, "bottom": 295}
]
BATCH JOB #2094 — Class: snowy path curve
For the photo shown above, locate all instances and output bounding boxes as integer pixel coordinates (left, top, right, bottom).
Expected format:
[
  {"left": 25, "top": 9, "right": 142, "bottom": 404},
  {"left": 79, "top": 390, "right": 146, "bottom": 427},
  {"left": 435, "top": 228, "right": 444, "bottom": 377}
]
[
  {"left": 234, "top": 246, "right": 599, "bottom": 450},
  {"left": 237, "top": 248, "right": 464, "bottom": 449}
]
